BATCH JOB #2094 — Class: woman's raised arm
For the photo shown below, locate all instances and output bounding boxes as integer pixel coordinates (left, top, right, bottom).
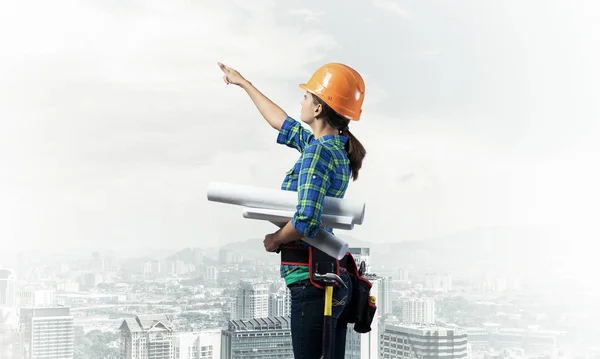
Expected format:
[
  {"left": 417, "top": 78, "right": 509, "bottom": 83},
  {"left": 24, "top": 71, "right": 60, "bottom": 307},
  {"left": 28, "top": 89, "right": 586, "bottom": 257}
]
[{"left": 218, "top": 62, "right": 287, "bottom": 131}]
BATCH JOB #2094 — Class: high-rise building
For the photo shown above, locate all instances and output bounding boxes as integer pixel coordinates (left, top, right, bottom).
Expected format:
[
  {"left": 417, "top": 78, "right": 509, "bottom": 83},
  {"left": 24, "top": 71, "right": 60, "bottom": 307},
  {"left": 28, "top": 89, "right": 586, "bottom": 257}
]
[
  {"left": 379, "top": 276, "right": 392, "bottom": 315},
  {"left": 91, "top": 252, "right": 105, "bottom": 272},
  {"left": 268, "top": 290, "right": 290, "bottom": 318},
  {"left": 150, "top": 260, "right": 162, "bottom": 276},
  {"left": 0, "top": 269, "right": 15, "bottom": 307},
  {"left": 172, "top": 329, "right": 221, "bottom": 359},
  {"left": 441, "top": 274, "right": 452, "bottom": 292},
  {"left": 232, "top": 282, "right": 269, "bottom": 320},
  {"left": 119, "top": 314, "right": 174, "bottom": 359},
  {"left": 221, "top": 316, "right": 292, "bottom": 359},
  {"left": 20, "top": 288, "right": 56, "bottom": 308},
  {"left": 380, "top": 322, "right": 468, "bottom": 359},
  {"left": 219, "top": 250, "right": 243, "bottom": 264},
  {"left": 466, "top": 324, "right": 564, "bottom": 354},
  {"left": 206, "top": 266, "right": 218, "bottom": 281},
  {"left": 398, "top": 268, "right": 409, "bottom": 282},
  {"left": 0, "top": 307, "right": 19, "bottom": 359},
  {"left": 424, "top": 273, "right": 453, "bottom": 292},
  {"left": 19, "top": 306, "right": 75, "bottom": 359},
  {"left": 401, "top": 297, "right": 435, "bottom": 325},
  {"left": 56, "top": 281, "right": 79, "bottom": 293}
]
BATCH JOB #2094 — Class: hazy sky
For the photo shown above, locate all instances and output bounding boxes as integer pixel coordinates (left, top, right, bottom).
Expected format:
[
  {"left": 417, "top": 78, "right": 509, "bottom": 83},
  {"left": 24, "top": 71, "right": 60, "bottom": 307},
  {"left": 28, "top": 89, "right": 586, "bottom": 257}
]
[{"left": 0, "top": 0, "right": 598, "bottom": 253}]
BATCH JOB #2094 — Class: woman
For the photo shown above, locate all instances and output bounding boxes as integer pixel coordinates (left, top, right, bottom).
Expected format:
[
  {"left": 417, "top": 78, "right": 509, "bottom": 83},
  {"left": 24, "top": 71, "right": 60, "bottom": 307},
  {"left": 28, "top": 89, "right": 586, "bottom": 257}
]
[{"left": 218, "top": 61, "right": 367, "bottom": 359}]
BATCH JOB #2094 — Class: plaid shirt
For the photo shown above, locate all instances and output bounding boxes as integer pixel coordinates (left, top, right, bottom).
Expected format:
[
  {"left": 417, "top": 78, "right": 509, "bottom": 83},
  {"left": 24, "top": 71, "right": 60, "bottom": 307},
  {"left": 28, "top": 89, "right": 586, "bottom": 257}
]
[{"left": 276, "top": 116, "right": 351, "bottom": 280}]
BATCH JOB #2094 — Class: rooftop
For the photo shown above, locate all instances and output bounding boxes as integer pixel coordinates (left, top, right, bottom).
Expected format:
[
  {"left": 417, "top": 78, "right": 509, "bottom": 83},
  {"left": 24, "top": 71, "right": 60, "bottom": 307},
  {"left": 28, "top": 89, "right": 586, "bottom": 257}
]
[
  {"left": 384, "top": 319, "right": 467, "bottom": 335},
  {"left": 0, "top": 269, "right": 15, "bottom": 279},
  {"left": 228, "top": 316, "right": 291, "bottom": 331},
  {"left": 119, "top": 314, "right": 174, "bottom": 333}
]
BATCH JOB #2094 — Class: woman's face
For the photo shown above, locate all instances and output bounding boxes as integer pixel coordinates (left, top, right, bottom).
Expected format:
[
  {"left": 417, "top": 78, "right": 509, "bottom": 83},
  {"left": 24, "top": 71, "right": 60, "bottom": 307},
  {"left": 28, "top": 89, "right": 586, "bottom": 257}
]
[{"left": 300, "top": 92, "right": 319, "bottom": 124}]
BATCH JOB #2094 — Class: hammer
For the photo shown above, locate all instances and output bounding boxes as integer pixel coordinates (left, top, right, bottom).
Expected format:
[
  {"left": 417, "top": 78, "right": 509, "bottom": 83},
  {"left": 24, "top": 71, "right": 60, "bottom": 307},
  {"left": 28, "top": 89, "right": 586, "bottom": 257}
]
[{"left": 313, "top": 272, "right": 347, "bottom": 359}]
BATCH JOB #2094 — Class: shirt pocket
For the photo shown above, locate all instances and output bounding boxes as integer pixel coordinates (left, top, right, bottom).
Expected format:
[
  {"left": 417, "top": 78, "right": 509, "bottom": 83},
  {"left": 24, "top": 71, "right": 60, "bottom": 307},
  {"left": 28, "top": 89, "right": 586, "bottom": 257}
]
[{"left": 286, "top": 163, "right": 300, "bottom": 181}]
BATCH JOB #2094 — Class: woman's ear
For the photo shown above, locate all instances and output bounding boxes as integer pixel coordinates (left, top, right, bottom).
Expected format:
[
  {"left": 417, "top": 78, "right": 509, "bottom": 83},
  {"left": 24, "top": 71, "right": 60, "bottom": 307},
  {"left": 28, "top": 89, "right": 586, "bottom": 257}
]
[{"left": 313, "top": 103, "right": 322, "bottom": 118}]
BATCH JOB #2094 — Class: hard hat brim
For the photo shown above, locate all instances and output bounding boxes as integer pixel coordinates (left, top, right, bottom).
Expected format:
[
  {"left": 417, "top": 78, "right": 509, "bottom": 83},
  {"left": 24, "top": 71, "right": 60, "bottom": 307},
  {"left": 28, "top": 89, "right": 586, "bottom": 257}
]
[
  {"left": 298, "top": 83, "right": 361, "bottom": 121},
  {"left": 298, "top": 83, "right": 312, "bottom": 93}
]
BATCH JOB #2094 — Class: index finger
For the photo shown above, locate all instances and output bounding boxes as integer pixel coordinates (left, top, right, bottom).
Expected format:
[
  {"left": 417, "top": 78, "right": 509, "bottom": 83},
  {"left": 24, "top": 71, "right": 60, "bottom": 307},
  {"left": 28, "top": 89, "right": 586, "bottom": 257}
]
[{"left": 217, "top": 62, "right": 230, "bottom": 72}]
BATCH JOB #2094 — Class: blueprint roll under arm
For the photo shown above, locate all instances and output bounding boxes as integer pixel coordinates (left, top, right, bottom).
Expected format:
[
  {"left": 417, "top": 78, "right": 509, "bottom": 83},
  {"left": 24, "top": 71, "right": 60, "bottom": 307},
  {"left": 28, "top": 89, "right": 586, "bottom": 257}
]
[
  {"left": 263, "top": 220, "right": 349, "bottom": 260},
  {"left": 206, "top": 181, "right": 365, "bottom": 259},
  {"left": 206, "top": 182, "right": 365, "bottom": 225}
]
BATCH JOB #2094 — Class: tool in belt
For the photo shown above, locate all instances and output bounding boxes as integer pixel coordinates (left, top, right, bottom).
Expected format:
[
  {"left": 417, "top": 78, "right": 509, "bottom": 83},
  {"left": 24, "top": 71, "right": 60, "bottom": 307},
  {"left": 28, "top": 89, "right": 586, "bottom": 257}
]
[{"left": 281, "top": 244, "right": 378, "bottom": 358}]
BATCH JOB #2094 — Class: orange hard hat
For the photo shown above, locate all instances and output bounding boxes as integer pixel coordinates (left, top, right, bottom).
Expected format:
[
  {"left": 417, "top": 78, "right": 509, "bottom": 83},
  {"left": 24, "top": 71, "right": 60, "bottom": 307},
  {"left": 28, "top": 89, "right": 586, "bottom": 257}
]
[{"left": 299, "top": 63, "right": 366, "bottom": 121}]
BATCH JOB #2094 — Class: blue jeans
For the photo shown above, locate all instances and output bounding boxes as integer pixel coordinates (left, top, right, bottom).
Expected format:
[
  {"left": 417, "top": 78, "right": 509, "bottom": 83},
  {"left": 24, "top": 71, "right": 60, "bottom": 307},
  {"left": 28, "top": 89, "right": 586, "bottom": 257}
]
[{"left": 287, "top": 269, "right": 353, "bottom": 359}]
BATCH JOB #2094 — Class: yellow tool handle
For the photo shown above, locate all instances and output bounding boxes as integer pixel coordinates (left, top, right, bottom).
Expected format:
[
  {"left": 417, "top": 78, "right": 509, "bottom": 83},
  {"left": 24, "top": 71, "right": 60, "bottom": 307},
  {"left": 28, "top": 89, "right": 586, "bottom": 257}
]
[{"left": 324, "top": 286, "right": 333, "bottom": 316}]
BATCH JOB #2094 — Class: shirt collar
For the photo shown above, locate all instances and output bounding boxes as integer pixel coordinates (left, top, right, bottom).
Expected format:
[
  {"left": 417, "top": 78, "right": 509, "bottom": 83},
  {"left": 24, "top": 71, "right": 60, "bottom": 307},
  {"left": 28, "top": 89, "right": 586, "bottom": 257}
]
[{"left": 312, "top": 134, "right": 348, "bottom": 146}]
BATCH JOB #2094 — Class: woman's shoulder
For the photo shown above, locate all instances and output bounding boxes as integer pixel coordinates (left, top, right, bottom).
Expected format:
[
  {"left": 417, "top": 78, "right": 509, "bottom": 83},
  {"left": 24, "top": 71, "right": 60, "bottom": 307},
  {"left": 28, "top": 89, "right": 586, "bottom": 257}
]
[{"left": 302, "top": 142, "right": 342, "bottom": 169}]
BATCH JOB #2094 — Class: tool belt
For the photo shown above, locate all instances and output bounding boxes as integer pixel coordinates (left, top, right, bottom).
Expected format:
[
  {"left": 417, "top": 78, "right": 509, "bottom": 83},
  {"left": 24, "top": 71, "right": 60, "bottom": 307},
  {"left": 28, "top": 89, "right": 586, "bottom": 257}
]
[{"left": 280, "top": 245, "right": 377, "bottom": 333}]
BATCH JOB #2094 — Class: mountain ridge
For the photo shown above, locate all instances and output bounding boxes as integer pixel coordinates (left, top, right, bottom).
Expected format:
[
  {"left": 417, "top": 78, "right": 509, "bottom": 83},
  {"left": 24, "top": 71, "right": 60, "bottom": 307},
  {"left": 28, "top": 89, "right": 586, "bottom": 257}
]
[{"left": 168, "top": 226, "right": 559, "bottom": 279}]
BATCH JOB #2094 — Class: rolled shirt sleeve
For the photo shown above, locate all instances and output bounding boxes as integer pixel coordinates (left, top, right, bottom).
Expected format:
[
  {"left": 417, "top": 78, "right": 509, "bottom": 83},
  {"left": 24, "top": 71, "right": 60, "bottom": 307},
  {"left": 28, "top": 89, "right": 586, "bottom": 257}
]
[
  {"left": 291, "top": 143, "right": 333, "bottom": 238},
  {"left": 276, "top": 116, "right": 314, "bottom": 153}
]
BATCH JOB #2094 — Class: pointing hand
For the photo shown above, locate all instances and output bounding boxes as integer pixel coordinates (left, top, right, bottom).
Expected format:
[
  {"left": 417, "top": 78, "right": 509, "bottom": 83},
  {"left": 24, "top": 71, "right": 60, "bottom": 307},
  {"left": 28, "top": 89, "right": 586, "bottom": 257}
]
[{"left": 217, "top": 62, "right": 248, "bottom": 87}]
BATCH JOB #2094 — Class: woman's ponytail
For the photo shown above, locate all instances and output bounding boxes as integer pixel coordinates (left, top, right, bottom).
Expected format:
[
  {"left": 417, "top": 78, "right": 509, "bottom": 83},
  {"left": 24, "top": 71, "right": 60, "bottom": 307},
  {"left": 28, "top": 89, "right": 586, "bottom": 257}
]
[
  {"left": 312, "top": 95, "right": 367, "bottom": 181},
  {"left": 340, "top": 128, "right": 366, "bottom": 181}
]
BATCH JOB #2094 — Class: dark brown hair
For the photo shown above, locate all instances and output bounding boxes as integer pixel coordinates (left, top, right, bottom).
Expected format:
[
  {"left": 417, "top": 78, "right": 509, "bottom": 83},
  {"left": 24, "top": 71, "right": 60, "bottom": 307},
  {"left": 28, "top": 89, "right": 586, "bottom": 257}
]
[{"left": 312, "top": 95, "right": 367, "bottom": 181}]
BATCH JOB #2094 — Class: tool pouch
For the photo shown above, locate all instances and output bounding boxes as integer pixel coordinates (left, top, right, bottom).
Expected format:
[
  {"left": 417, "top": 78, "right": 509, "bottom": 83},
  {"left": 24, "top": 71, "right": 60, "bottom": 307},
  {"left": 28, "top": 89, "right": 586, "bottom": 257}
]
[
  {"left": 309, "top": 246, "right": 340, "bottom": 290},
  {"left": 341, "top": 253, "right": 377, "bottom": 333},
  {"left": 280, "top": 245, "right": 377, "bottom": 332}
]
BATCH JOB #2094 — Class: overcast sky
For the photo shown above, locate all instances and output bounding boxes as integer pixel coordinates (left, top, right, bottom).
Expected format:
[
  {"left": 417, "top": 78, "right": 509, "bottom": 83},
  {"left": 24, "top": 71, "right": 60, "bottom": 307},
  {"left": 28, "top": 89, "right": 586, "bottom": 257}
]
[{"left": 0, "top": 0, "right": 598, "bottom": 255}]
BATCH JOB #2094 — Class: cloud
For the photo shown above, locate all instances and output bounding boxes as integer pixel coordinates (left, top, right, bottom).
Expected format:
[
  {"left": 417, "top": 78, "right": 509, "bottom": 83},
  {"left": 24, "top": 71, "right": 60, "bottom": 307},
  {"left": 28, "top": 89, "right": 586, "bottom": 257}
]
[
  {"left": 1, "top": 0, "right": 598, "bottom": 252},
  {"left": 373, "top": 0, "right": 410, "bottom": 18},
  {"left": 397, "top": 173, "right": 416, "bottom": 183},
  {"left": 285, "top": 8, "right": 326, "bottom": 23},
  {"left": 0, "top": 0, "right": 340, "bottom": 250},
  {"left": 420, "top": 49, "right": 442, "bottom": 57},
  {"left": 0, "top": 0, "right": 339, "bottom": 170}
]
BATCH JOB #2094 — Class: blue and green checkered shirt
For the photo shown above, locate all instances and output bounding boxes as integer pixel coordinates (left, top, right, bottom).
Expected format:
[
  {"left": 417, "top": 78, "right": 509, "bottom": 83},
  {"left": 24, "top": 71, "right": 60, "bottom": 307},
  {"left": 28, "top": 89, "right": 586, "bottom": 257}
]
[{"left": 276, "top": 116, "right": 351, "bottom": 285}]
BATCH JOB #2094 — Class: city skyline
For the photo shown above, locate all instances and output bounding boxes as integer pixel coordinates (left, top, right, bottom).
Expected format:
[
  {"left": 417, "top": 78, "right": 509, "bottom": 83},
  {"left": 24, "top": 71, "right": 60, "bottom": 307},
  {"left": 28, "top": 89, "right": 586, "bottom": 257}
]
[{"left": 0, "top": 244, "right": 583, "bottom": 358}]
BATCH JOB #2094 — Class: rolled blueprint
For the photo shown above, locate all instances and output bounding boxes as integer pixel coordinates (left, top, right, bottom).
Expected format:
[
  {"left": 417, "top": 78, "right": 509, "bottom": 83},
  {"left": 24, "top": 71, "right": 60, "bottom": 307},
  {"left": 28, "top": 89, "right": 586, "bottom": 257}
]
[
  {"left": 268, "top": 221, "right": 349, "bottom": 260},
  {"left": 242, "top": 207, "right": 355, "bottom": 230},
  {"left": 206, "top": 181, "right": 366, "bottom": 225}
]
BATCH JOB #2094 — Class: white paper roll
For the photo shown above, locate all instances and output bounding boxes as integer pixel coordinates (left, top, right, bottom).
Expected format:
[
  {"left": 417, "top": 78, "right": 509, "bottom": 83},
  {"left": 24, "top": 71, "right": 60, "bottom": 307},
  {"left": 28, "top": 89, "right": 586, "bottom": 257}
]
[
  {"left": 242, "top": 207, "right": 355, "bottom": 230},
  {"left": 207, "top": 181, "right": 366, "bottom": 225},
  {"left": 268, "top": 221, "right": 349, "bottom": 260},
  {"left": 303, "top": 231, "right": 349, "bottom": 260}
]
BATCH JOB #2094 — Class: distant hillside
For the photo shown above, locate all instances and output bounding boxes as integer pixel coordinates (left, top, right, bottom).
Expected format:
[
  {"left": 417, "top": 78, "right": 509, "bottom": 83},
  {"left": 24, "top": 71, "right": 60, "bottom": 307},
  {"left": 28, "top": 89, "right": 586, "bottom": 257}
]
[
  {"left": 167, "top": 226, "right": 559, "bottom": 279},
  {"left": 366, "top": 227, "right": 555, "bottom": 277},
  {"left": 218, "top": 234, "right": 373, "bottom": 261}
]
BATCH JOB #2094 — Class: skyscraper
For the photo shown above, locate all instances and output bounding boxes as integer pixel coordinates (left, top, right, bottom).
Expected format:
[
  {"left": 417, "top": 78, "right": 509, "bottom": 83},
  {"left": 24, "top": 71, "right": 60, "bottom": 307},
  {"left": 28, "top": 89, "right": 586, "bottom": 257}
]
[
  {"left": 398, "top": 268, "right": 409, "bottom": 282},
  {"left": 379, "top": 276, "right": 392, "bottom": 315},
  {"left": 380, "top": 321, "right": 468, "bottom": 359},
  {"left": 232, "top": 282, "right": 269, "bottom": 320},
  {"left": 119, "top": 314, "right": 174, "bottom": 359},
  {"left": 0, "top": 269, "right": 15, "bottom": 307},
  {"left": 424, "top": 273, "right": 453, "bottom": 292},
  {"left": 206, "top": 266, "right": 218, "bottom": 281},
  {"left": 19, "top": 307, "right": 75, "bottom": 359},
  {"left": 172, "top": 329, "right": 221, "bottom": 359},
  {"left": 268, "top": 290, "right": 290, "bottom": 318},
  {"left": 19, "top": 288, "right": 56, "bottom": 308},
  {"left": 401, "top": 297, "right": 435, "bottom": 325},
  {"left": 221, "top": 317, "right": 292, "bottom": 359},
  {"left": 0, "top": 307, "right": 19, "bottom": 359}
]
